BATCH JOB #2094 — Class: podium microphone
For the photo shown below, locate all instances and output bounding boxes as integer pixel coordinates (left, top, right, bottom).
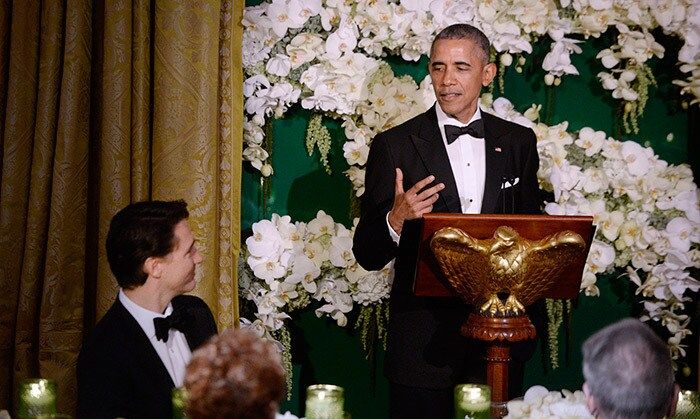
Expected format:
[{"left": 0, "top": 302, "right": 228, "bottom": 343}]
[{"left": 501, "top": 174, "right": 516, "bottom": 214}]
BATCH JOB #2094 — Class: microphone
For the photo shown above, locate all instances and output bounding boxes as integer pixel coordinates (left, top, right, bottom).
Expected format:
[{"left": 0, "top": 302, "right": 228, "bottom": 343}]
[{"left": 501, "top": 146, "right": 516, "bottom": 214}]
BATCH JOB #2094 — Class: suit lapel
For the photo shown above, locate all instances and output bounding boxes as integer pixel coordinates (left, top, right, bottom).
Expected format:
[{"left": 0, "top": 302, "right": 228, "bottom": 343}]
[
  {"left": 114, "top": 299, "right": 175, "bottom": 388},
  {"left": 172, "top": 296, "right": 217, "bottom": 350},
  {"left": 172, "top": 297, "right": 201, "bottom": 350},
  {"left": 409, "top": 106, "right": 461, "bottom": 213},
  {"left": 481, "top": 112, "right": 507, "bottom": 214}
]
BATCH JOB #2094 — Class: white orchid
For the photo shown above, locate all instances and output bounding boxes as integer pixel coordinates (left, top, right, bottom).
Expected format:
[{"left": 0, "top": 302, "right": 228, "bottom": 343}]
[
  {"left": 286, "top": 32, "right": 324, "bottom": 68},
  {"left": 620, "top": 140, "right": 654, "bottom": 177},
  {"left": 490, "top": 97, "right": 534, "bottom": 128},
  {"left": 307, "top": 210, "right": 335, "bottom": 237},
  {"left": 345, "top": 166, "right": 366, "bottom": 197},
  {"left": 577, "top": 8, "right": 617, "bottom": 37},
  {"left": 596, "top": 48, "right": 619, "bottom": 69},
  {"left": 242, "top": 144, "right": 269, "bottom": 171},
  {"left": 266, "top": 0, "right": 308, "bottom": 38},
  {"left": 665, "top": 217, "right": 695, "bottom": 253},
  {"left": 604, "top": 70, "right": 640, "bottom": 101},
  {"left": 542, "top": 37, "right": 582, "bottom": 77},
  {"left": 265, "top": 54, "right": 292, "bottom": 77},
  {"left": 574, "top": 127, "right": 606, "bottom": 156},
  {"left": 246, "top": 219, "right": 284, "bottom": 259},
  {"left": 505, "top": 386, "right": 593, "bottom": 419},
  {"left": 287, "top": 255, "right": 321, "bottom": 293},
  {"left": 587, "top": 240, "right": 616, "bottom": 273},
  {"left": 329, "top": 235, "right": 355, "bottom": 268},
  {"left": 304, "top": 240, "right": 328, "bottom": 267},
  {"left": 342, "top": 139, "right": 369, "bottom": 166},
  {"left": 325, "top": 19, "right": 358, "bottom": 60},
  {"left": 617, "top": 26, "right": 665, "bottom": 63}
]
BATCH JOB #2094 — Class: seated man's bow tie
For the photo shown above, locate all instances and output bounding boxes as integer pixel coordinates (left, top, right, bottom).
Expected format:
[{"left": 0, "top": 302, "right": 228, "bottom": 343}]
[
  {"left": 444, "top": 119, "right": 485, "bottom": 144},
  {"left": 153, "top": 308, "right": 192, "bottom": 342}
]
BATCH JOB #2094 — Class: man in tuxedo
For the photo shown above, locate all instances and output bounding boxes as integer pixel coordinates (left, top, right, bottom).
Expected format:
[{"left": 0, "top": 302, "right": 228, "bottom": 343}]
[
  {"left": 77, "top": 200, "right": 217, "bottom": 419},
  {"left": 352, "top": 24, "right": 541, "bottom": 418},
  {"left": 582, "top": 318, "right": 679, "bottom": 419}
]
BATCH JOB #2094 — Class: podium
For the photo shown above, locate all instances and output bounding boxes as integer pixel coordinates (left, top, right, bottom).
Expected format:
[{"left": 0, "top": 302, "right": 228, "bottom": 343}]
[{"left": 403, "top": 213, "right": 595, "bottom": 417}]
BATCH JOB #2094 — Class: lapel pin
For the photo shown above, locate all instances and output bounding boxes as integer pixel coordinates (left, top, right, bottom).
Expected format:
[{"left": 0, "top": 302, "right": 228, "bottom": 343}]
[{"left": 494, "top": 147, "right": 502, "bottom": 152}]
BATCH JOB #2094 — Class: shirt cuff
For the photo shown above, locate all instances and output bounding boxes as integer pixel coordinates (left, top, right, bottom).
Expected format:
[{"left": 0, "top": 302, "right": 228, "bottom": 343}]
[{"left": 385, "top": 212, "right": 401, "bottom": 244}]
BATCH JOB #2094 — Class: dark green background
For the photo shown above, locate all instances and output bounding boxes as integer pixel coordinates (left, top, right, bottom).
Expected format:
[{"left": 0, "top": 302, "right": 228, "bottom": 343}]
[{"left": 241, "top": 4, "right": 698, "bottom": 417}]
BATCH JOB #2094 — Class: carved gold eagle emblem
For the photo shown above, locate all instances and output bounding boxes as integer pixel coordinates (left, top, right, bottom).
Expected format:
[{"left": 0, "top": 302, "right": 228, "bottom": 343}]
[{"left": 430, "top": 226, "right": 587, "bottom": 316}]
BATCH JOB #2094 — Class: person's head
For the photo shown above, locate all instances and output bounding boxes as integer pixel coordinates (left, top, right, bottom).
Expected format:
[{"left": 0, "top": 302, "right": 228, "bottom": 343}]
[
  {"left": 429, "top": 24, "right": 496, "bottom": 123},
  {"left": 185, "top": 328, "right": 286, "bottom": 419},
  {"left": 106, "top": 200, "right": 202, "bottom": 294},
  {"left": 582, "top": 318, "right": 679, "bottom": 419}
]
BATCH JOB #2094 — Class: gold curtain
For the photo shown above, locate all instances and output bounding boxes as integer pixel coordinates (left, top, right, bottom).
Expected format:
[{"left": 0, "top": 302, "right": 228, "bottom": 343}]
[{"left": 0, "top": 0, "right": 243, "bottom": 414}]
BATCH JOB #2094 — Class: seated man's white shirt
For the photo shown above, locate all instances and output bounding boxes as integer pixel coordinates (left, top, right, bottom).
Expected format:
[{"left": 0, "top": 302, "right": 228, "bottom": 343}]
[
  {"left": 386, "top": 103, "right": 486, "bottom": 243},
  {"left": 119, "top": 289, "right": 192, "bottom": 386}
]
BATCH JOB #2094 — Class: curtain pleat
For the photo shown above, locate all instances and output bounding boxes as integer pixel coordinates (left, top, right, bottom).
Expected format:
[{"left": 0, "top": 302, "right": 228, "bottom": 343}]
[
  {"left": 0, "top": 0, "right": 243, "bottom": 414},
  {"left": 0, "top": 0, "right": 42, "bottom": 408}
]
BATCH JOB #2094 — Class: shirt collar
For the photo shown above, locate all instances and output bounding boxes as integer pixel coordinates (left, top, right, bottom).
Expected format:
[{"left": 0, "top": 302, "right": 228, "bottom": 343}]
[
  {"left": 119, "top": 289, "right": 174, "bottom": 340},
  {"left": 435, "top": 102, "right": 482, "bottom": 129}
]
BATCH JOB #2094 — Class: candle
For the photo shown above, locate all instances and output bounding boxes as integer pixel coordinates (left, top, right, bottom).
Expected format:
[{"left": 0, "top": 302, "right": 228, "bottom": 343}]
[
  {"left": 172, "top": 387, "right": 188, "bottom": 419},
  {"left": 675, "top": 390, "right": 699, "bottom": 418},
  {"left": 305, "top": 384, "right": 344, "bottom": 419},
  {"left": 454, "top": 384, "right": 491, "bottom": 419},
  {"left": 17, "top": 379, "right": 57, "bottom": 418}
]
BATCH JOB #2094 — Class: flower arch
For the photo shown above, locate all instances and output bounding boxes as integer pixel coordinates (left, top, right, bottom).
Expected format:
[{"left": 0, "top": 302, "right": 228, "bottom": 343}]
[{"left": 240, "top": 0, "right": 700, "bottom": 369}]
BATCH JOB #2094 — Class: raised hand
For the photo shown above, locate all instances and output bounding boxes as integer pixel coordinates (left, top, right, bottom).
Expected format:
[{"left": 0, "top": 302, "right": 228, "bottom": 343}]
[{"left": 388, "top": 168, "right": 444, "bottom": 235}]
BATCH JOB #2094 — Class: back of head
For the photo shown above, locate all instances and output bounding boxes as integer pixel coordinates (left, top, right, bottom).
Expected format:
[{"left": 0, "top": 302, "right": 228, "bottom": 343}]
[
  {"left": 185, "top": 328, "right": 285, "bottom": 419},
  {"left": 105, "top": 200, "right": 189, "bottom": 289},
  {"left": 431, "top": 23, "right": 491, "bottom": 63},
  {"left": 582, "top": 318, "right": 674, "bottom": 419}
]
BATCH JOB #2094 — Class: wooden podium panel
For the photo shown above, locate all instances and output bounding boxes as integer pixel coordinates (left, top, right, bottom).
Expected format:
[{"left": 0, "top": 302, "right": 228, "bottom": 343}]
[{"left": 409, "top": 213, "right": 596, "bottom": 300}]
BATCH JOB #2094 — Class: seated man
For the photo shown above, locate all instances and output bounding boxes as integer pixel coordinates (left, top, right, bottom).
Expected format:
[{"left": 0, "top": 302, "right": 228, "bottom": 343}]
[
  {"left": 582, "top": 318, "right": 679, "bottom": 419},
  {"left": 184, "top": 328, "right": 290, "bottom": 419},
  {"left": 77, "top": 200, "right": 217, "bottom": 419}
]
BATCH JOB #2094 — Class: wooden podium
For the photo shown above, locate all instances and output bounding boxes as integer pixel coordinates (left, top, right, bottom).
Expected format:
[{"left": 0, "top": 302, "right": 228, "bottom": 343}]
[{"left": 403, "top": 213, "right": 595, "bottom": 417}]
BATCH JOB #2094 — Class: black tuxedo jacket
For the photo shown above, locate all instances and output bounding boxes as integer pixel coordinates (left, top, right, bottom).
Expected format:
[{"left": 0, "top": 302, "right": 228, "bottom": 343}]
[
  {"left": 352, "top": 106, "right": 540, "bottom": 389},
  {"left": 77, "top": 294, "right": 217, "bottom": 419}
]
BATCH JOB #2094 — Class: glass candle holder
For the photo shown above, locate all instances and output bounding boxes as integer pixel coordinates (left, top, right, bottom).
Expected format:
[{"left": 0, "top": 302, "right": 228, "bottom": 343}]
[
  {"left": 675, "top": 390, "right": 700, "bottom": 418},
  {"left": 305, "top": 384, "right": 344, "bottom": 419},
  {"left": 454, "top": 384, "right": 491, "bottom": 419},
  {"left": 172, "top": 387, "right": 188, "bottom": 419},
  {"left": 17, "top": 379, "right": 57, "bottom": 418}
]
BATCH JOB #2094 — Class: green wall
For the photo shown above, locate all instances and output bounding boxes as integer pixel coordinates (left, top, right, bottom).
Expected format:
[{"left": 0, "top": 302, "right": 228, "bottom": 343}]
[{"left": 240, "top": 7, "right": 697, "bottom": 417}]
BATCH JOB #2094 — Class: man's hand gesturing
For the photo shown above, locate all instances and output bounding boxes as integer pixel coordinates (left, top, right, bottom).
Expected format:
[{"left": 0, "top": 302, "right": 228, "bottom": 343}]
[{"left": 388, "top": 168, "right": 445, "bottom": 235}]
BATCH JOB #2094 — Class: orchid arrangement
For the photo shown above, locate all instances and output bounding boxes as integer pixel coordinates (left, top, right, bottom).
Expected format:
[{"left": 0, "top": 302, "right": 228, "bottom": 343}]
[
  {"left": 504, "top": 385, "right": 593, "bottom": 418},
  {"left": 527, "top": 105, "right": 700, "bottom": 360},
  {"left": 239, "top": 0, "right": 700, "bottom": 368},
  {"left": 240, "top": 94, "right": 700, "bottom": 365},
  {"left": 242, "top": 0, "right": 699, "bottom": 174},
  {"left": 239, "top": 211, "right": 393, "bottom": 348}
]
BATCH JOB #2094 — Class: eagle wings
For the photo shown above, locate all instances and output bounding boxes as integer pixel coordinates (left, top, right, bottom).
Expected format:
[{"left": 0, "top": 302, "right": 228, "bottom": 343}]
[{"left": 430, "top": 226, "right": 586, "bottom": 316}]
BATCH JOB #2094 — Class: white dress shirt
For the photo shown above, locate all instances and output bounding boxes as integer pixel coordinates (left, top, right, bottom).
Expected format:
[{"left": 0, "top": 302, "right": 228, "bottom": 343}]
[
  {"left": 119, "top": 289, "right": 192, "bottom": 386},
  {"left": 387, "top": 103, "right": 487, "bottom": 242}
]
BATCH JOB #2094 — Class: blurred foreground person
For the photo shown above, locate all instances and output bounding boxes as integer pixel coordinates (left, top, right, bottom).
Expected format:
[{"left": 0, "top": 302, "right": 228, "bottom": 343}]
[
  {"left": 185, "top": 327, "right": 297, "bottom": 419},
  {"left": 582, "top": 318, "right": 679, "bottom": 419}
]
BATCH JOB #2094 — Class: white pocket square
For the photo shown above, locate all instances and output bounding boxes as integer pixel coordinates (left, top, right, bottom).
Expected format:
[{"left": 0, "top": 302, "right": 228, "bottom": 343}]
[{"left": 501, "top": 177, "right": 520, "bottom": 189}]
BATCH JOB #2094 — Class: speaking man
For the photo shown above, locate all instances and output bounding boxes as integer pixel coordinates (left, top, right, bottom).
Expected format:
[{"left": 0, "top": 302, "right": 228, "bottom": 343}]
[{"left": 353, "top": 23, "right": 542, "bottom": 418}]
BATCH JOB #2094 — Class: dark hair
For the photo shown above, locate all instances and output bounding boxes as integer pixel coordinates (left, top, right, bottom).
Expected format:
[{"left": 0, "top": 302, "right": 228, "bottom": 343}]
[
  {"left": 430, "top": 23, "right": 491, "bottom": 63},
  {"left": 582, "top": 318, "right": 675, "bottom": 419},
  {"left": 185, "top": 328, "right": 286, "bottom": 419},
  {"left": 105, "top": 200, "right": 189, "bottom": 289}
]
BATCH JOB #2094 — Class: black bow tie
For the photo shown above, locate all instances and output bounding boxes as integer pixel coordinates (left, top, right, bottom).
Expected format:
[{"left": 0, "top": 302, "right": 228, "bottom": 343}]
[
  {"left": 153, "top": 307, "right": 192, "bottom": 342},
  {"left": 444, "top": 119, "right": 485, "bottom": 144}
]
